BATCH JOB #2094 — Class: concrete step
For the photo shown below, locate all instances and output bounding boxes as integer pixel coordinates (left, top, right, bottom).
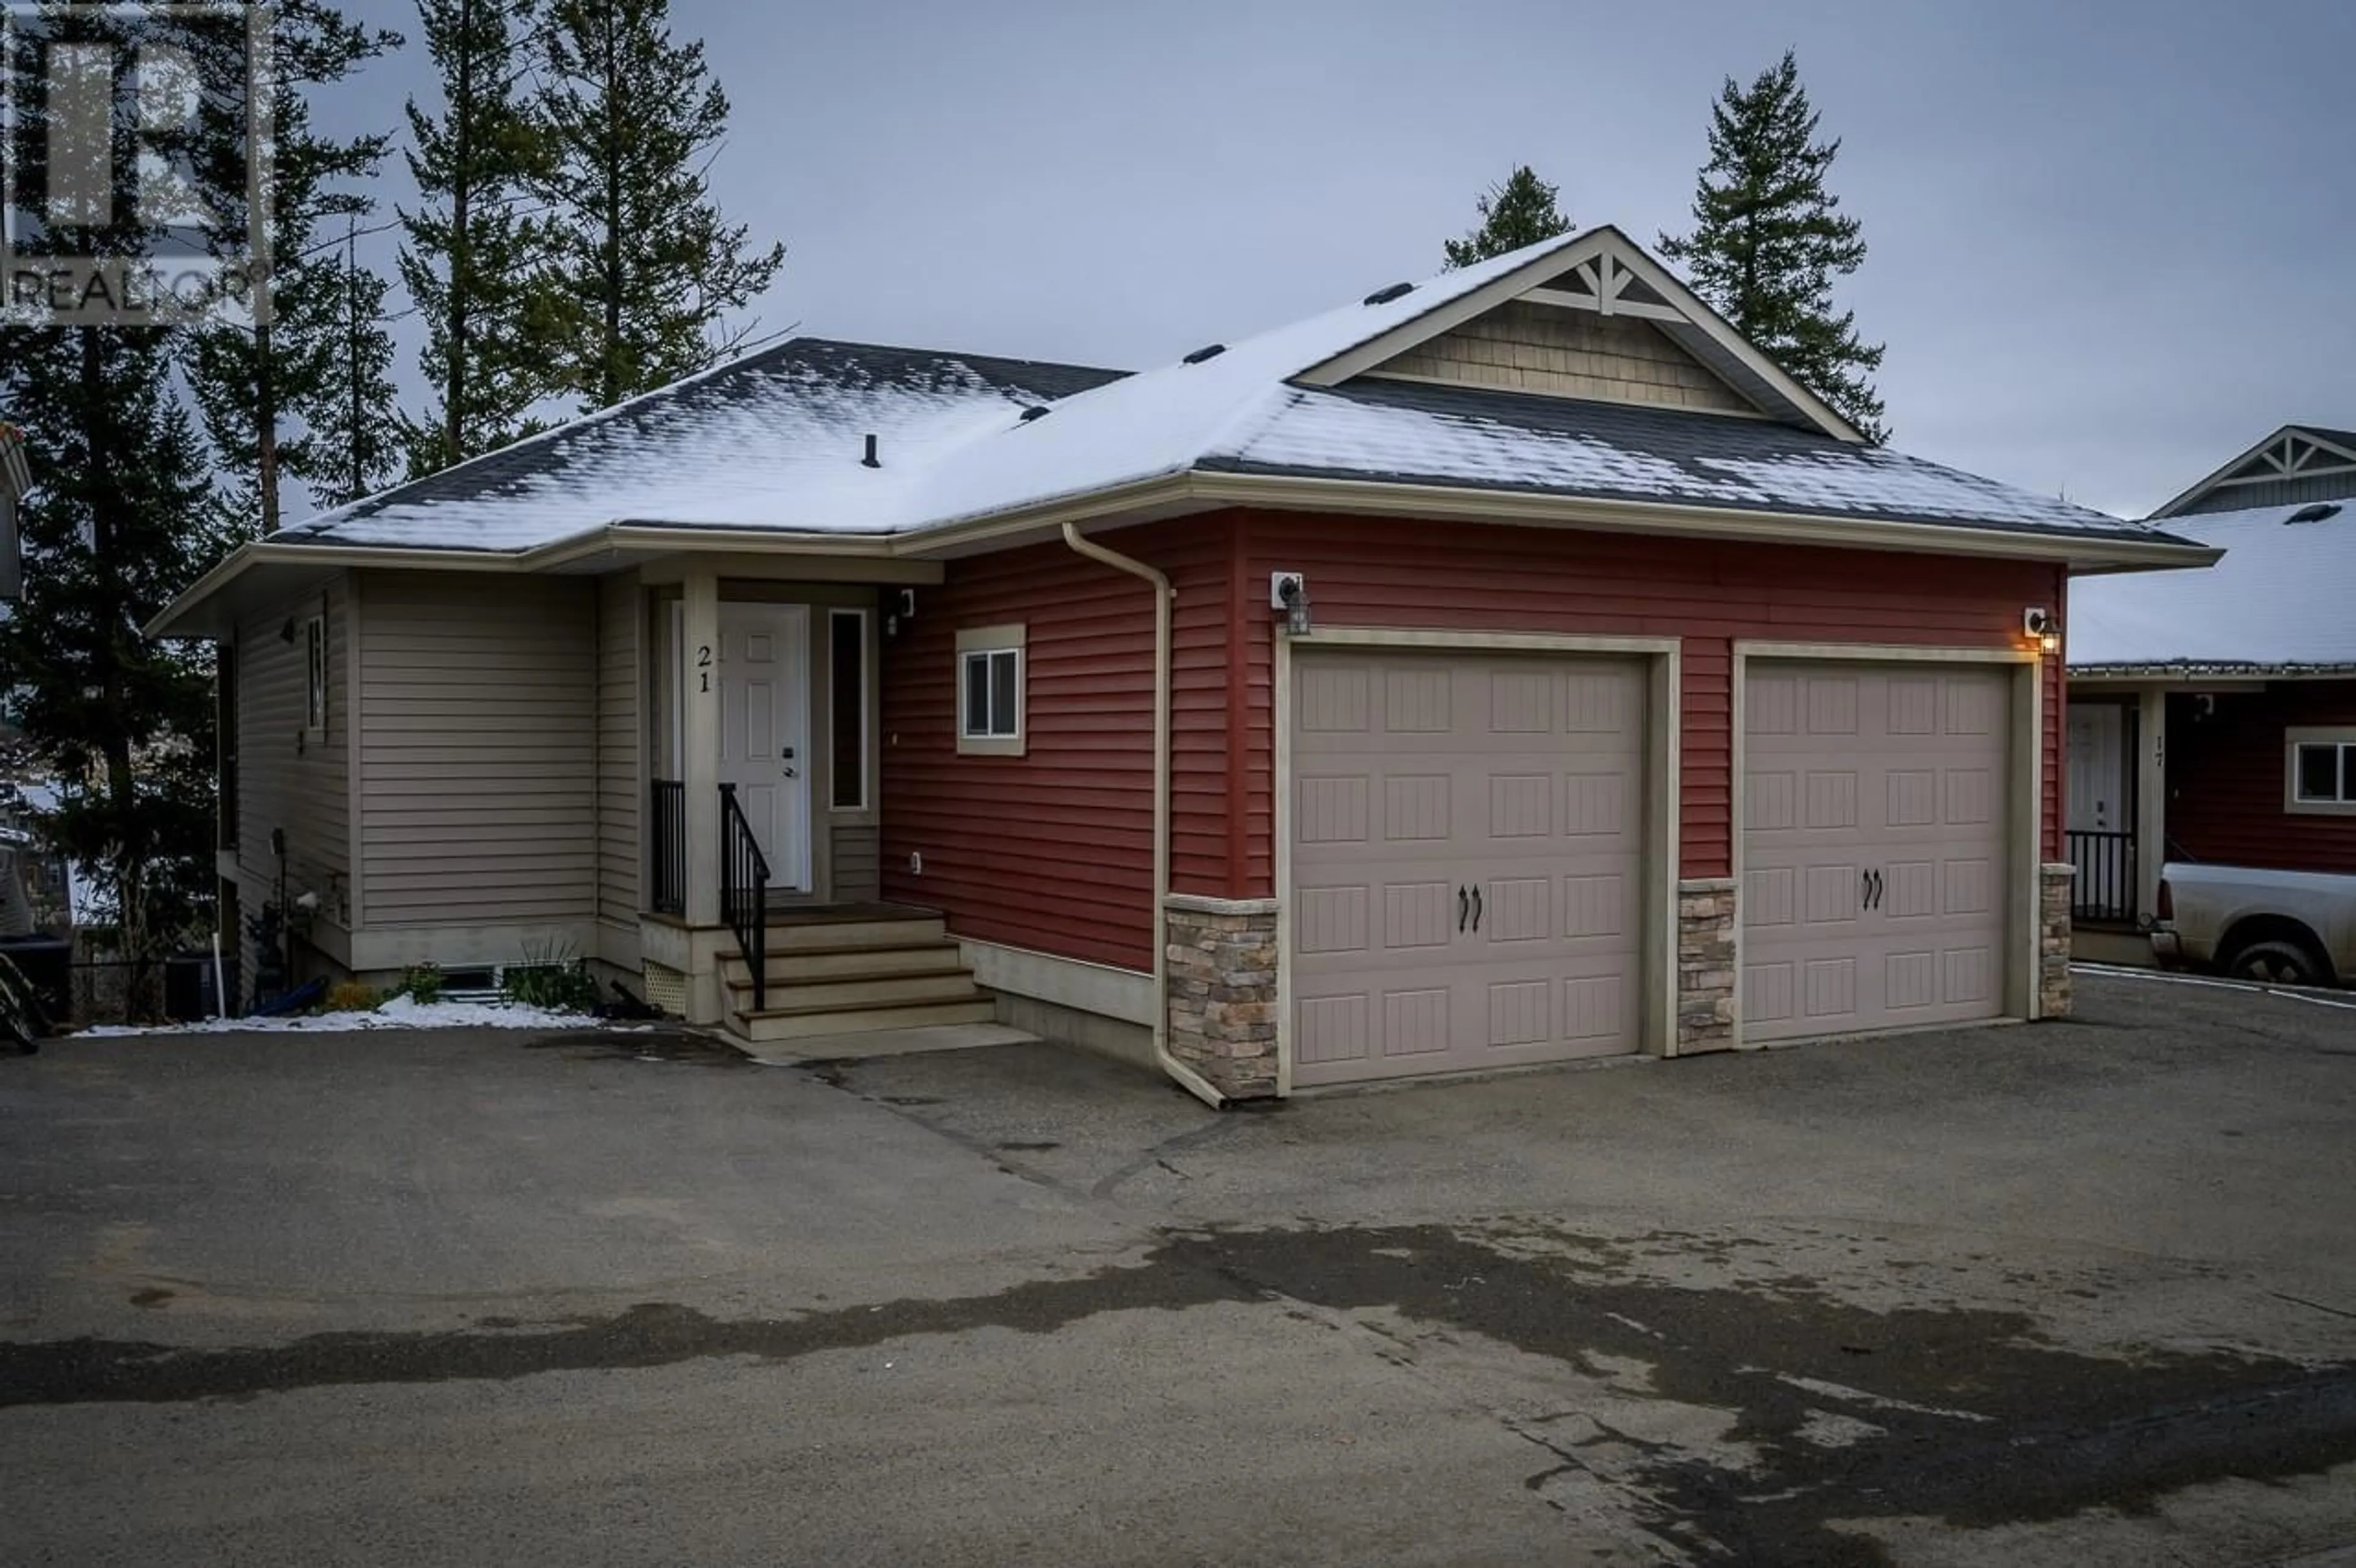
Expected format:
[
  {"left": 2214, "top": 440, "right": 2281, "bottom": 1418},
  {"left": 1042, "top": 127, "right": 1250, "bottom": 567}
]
[
  {"left": 720, "top": 939, "right": 966, "bottom": 986},
  {"left": 725, "top": 969, "right": 984, "bottom": 1013},
  {"left": 760, "top": 915, "right": 947, "bottom": 953},
  {"left": 730, "top": 996, "right": 1000, "bottom": 1043},
  {"left": 736, "top": 1021, "right": 1040, "bottom": 1067}
]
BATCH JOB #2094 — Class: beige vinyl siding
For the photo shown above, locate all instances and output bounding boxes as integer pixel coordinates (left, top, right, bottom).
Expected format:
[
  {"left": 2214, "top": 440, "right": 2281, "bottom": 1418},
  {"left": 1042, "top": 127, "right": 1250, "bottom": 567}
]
[
  {"left": 596, "top": 573, "right": 641, "bottom": 931},
  {"left": 232, "top": 576, "right": 352, "bottom": 929},
  {"left": 1369, "top": 302, "right": 1757, "bottom": 415},
  {"left": 358, "top": 572, "right": 598, "bottom": 927},
  {"left": 831, "top": 822, "right": 880, "bottom": 902}
]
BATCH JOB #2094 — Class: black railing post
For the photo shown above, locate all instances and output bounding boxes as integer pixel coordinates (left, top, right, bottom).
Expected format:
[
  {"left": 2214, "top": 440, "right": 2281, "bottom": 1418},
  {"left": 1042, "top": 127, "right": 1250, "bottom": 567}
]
[
  {"left": 2066, "top": 829, "right": 2137, "bottom": 923},
  {"left": 718, "top": 783, "right": 771, "bottom": 1013}
]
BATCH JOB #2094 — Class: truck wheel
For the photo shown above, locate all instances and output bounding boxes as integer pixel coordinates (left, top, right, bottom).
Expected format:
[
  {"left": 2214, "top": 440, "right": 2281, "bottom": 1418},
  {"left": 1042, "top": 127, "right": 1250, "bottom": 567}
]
[{"left": 2225, "top": 938, "right": 2325, "bottom": 988}]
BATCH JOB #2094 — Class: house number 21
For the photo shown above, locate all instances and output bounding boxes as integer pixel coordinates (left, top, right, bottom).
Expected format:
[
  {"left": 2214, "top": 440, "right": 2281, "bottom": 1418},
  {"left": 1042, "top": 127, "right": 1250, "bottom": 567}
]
[{"left": 698, "top": 644, "right": 712, "bottom": 693}]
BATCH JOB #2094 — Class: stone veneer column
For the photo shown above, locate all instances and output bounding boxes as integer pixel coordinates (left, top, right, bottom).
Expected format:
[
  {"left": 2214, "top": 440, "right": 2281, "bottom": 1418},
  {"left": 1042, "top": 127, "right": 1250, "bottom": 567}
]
[
  {"left": 1677, "top": 877, "right": 1739, "bottom": 1055},
  {"left": 1163, "top": 894, "right": 1280, "bottom": 1101},
  {"left": 2039, "top": 863, "right": 2076, "bottom": 1019}
]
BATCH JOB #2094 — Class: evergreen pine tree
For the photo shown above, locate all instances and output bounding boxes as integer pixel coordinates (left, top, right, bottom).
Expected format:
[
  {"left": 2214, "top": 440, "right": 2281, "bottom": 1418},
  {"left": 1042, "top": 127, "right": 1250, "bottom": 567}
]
[
  {"left": 307, "top": 221, "right": 402, "bottom": 505},
  {"left": 397, "top": 0, "right": 554, "bottom": 475},
  {"left": 178, "top": 1, "right": 401, "bottom": 530},
  {"left": 1442, "top": 165, "right": 1572, "bottom": 269},
  {"left": 0, "top": 6, "right": 236, "bottom": 1004},
  {"left": 531, "top": 0, "right": 784, "bottom": 411},
  {"left": 1658, "top": 50, "right": 1887, "bottom": 442}
]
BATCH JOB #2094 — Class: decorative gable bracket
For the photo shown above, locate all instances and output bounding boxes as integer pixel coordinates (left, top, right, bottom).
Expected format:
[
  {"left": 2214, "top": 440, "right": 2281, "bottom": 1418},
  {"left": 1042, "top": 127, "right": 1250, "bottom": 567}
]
[{"left": 1522, "top": 253, "right": 1682, "bottom": 323}]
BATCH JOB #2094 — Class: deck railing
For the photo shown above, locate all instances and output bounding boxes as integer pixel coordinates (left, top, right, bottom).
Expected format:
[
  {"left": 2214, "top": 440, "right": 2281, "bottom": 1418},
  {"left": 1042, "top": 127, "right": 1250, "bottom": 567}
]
[
  {"left": 2067, "top": 829, "right": 2138, "bottom": 924},
  {"left": 718, "top": 783, "right": 771, "bottom": 1013},
  {"left": 649, "top": 780, "right": 685, "bottom": 916}
]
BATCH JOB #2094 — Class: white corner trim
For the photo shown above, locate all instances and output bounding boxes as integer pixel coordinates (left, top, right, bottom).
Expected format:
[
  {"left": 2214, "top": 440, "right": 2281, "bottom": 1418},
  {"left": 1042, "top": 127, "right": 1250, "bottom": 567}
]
[{"left": 959, "top": 939, "right": 1156, "bottom": 1026}]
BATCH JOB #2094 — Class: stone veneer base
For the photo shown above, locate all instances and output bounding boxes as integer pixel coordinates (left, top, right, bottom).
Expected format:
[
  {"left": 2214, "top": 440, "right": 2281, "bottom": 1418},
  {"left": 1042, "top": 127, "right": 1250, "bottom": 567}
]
[
  {"left": 1164, "top": 896, "right": 1280, "bottom": 1101},
  {"left": 1677, "top": 877, "right": 1739, "bottom": 1055},
  {"left": 2039, "top": 863, "right": 2075, "bottom": 1020}
]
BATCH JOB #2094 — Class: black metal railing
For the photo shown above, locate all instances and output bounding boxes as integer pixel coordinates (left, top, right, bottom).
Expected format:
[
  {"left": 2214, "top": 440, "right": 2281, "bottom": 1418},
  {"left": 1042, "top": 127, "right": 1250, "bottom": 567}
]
[
  {"left": 718, "top": 783, "right": 771, "bottom": 1013},
  {"left": 649, "top": 780, "right": 685, "bottom": 916},
  {"left": 2067, "top": 829, "right": 2138, "bottom": 923}
]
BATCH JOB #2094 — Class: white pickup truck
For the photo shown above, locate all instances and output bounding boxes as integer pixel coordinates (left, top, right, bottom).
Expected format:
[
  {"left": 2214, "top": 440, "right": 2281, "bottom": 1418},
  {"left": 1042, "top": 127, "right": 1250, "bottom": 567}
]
[{"left": 2152, "top": 862, "right": 2356, "bottom": 988}]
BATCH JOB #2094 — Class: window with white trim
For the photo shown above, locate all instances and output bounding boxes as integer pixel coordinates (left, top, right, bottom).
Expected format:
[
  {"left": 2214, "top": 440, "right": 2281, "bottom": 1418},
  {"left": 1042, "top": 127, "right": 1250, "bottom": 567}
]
[
  {"left": 2288, "top": 728, "right": 2356, "bottom": 814},
  {"left": 955, "top": 624, "right": 1025, "bottom": 756},
  {"left": 304, "top": 614, "right": 327, "bottom": 737}
]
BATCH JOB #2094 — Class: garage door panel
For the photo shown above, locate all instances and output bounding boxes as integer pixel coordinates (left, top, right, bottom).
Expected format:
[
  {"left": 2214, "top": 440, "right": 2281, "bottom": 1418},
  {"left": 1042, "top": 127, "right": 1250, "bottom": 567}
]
[
  {"left": 1743, "top": 663, "right": 2014, "bottom": 1045},
  {"left": 1292, "top": 650, "right": 1649, "bottom": 1086}
]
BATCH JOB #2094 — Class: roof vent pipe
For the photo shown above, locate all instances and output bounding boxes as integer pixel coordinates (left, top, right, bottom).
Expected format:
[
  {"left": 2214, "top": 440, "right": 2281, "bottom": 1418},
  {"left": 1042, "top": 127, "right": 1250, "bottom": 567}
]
[{"left": 861, "top": 433, "right": 881, "bottom": 469}]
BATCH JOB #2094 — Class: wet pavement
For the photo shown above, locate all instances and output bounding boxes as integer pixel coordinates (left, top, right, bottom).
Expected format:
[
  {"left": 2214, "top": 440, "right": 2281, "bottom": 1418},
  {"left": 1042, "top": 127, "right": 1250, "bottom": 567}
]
[{"left": 4, "top": 971, "right": 2354, "bottom": 1565}]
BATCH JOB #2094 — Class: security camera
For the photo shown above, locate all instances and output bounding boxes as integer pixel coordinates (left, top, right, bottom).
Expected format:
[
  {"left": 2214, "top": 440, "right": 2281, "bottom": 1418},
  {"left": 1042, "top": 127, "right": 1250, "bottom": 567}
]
[
  {"left": 1270, "top": 572, "right": 1306, "bottom": 610},
  {"left": 2023, "top": 607, "right": 2054, "bottom": 638}
]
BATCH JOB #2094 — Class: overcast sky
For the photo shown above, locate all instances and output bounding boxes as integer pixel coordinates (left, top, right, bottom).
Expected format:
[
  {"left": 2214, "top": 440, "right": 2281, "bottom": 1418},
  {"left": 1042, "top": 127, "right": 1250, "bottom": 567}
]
[{"left": 321, "top": 0, "right": 2356, "bottom": 519}]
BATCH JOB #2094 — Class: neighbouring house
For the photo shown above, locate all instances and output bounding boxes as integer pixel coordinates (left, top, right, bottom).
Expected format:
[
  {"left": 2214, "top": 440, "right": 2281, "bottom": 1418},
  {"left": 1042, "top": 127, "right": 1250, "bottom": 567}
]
[
  {"left": 150, "top": 226, "right": 2215, "bottom": 1101},
  {"left": 2067, "top": 425, "right": 2356, "bottom": 950}
]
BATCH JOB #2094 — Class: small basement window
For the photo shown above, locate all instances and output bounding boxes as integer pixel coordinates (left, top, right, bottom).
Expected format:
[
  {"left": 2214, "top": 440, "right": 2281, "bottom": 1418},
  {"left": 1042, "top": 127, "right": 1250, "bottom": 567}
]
[
  {"left": 956, "top": 625, "right": 1025, "bottom": 757},
  {"left": 2287, "top": 728, "right": 2356, "bottom": 815}
]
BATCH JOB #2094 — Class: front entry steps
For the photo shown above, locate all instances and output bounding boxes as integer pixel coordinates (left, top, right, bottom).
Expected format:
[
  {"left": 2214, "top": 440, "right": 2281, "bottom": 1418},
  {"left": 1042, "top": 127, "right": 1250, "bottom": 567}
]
[{"left": 721, "top": 906, "right": 999, "bottom": 1045}]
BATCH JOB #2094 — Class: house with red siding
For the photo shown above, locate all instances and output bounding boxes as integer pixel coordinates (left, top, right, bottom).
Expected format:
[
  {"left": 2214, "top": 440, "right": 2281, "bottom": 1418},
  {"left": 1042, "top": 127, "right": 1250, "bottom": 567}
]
[
  {"left": 152, "top": 226, "right": 2214, "bottom": 1101},
  {"left": 2067, "top": 426, "right": 2356, "bottom": 951}
]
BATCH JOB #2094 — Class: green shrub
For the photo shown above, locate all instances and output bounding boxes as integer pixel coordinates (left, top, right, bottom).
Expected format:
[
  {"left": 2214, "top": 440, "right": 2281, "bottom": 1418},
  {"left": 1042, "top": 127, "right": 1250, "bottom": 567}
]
[
  {"left": 397, "top": 963, "right": 445, "bottom": 1005},
  {"left": 503, "top": 943, "right": 599, "bottom": 1013}
]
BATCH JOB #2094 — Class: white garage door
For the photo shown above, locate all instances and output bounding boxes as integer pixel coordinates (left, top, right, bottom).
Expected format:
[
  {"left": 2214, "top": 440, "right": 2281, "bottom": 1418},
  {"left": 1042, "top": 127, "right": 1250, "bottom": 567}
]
[
  {"left": 1742, "top": 663, "right": 2012, "bottom": 1043},
  {"left": 1290, "top": 650, "right": 1648, "bottom": 1088}
]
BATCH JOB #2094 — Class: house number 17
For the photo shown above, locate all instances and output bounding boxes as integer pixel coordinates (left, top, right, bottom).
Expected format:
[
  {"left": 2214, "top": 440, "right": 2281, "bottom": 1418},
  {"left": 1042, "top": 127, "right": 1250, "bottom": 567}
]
[{"left": 698, "top": 644, "right": 712, "bottom": 693}]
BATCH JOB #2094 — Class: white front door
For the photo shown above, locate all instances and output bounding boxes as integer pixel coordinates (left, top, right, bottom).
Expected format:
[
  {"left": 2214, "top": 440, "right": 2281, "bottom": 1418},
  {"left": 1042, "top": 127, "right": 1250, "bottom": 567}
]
[
  {"left": 717, "top": 602, "right": 811, "bottom": 893},
  {"left": 2066, "top": 705, "right": 2125, "bottom": 832}
]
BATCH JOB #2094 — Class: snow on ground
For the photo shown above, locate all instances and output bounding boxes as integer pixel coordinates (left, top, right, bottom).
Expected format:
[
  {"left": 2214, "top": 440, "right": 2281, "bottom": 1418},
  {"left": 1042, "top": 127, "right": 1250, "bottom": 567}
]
[{"left": 79, "top": 995, "right": 636, "bottom": 1037}]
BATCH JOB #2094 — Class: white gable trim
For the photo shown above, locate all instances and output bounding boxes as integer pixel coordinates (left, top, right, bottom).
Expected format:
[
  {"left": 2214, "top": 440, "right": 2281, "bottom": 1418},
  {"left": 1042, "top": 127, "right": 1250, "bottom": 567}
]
[
  {"left": 1296, "top": 226, "right": 1866, "bottom": 445},
  {"left": 2149, "top": 425, "right": 2356, "bottom": 519}
]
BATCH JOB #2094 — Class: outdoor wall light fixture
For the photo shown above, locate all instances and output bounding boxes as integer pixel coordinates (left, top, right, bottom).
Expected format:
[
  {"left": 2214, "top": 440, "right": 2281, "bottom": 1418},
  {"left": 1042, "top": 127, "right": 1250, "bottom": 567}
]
[
  {"left": 1271, "top": 571, "right": 1312, "bottom": 636},
  {"left": 2022, "top": 607, "right": 2060, "bottom": 658}
]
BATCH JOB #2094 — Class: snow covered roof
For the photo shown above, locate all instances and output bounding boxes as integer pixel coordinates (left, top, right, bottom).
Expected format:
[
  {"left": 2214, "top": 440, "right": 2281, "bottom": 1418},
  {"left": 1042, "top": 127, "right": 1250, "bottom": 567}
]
[
  {"left": 282, "top": 340, "right": 1126, "bottom": 550},
  {"left": 2070, "top": 500, "right": 2356, "bottom": 672},
  {"left": 1201, "top": 377, "right": 2149, "bottom": 540},
  {"left": 152, "top": 223, "right": 2217, "bottom": 644}
]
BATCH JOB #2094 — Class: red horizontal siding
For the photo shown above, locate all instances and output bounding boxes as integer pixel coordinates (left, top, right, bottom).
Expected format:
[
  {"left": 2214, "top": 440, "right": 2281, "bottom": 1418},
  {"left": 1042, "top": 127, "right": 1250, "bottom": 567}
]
[
  {"left": 2166, "top": 681, "right": 2356, "bottom": 875},
  {"left": 880, "top": 522, "right": 1231, "bottom": 972},
  {"left": 885, "top": 509, "right": 2067, "bottom": 971},
  {"left": 1238, "top": 512, "right": 2063, "bottom": 888}
]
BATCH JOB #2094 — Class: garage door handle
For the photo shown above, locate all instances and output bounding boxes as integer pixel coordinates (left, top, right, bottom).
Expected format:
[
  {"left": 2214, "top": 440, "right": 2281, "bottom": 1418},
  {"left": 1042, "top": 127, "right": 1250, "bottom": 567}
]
[
  {"left": 1471, "top": 886, "right": 1483, "bottom": 933},
  {"left": 1458, "top": 886, "right": 1470, "bottom": 933}
]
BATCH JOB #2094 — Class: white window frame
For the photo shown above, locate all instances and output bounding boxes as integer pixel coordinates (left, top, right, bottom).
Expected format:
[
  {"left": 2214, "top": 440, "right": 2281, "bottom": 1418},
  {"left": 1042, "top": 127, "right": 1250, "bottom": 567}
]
[
  {"left": 955, "top": 624, "right": 1026, "bottom": 758},
  {"left": 303, "top": 613, "right": 328, "bottom": 739},
  {"left": 2286, "top": 726, "right": 2356, "bottom": 817}
]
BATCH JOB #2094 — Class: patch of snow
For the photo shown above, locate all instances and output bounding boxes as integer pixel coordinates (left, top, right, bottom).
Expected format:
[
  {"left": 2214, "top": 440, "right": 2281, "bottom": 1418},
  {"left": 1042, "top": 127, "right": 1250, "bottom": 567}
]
[
  {"left": 2068, "top": 502, "right": 2356, "bottom": 670},
  {"left": 79, "top": 995, "right": 628, "bottom": 1036}
]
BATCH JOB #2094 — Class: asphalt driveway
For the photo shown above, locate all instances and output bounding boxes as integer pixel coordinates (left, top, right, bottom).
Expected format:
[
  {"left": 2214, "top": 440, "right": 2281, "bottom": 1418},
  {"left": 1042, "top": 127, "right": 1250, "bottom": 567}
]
[{"left": 4, "top": 975, "right": 2355, "bottom": 1566}]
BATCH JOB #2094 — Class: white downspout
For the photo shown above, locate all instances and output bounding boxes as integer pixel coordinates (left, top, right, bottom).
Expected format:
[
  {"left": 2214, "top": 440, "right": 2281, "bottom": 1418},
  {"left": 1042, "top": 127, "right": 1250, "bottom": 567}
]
[{"left": 1060, "top": 522, "right": 1228, "bottom": 1110}]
